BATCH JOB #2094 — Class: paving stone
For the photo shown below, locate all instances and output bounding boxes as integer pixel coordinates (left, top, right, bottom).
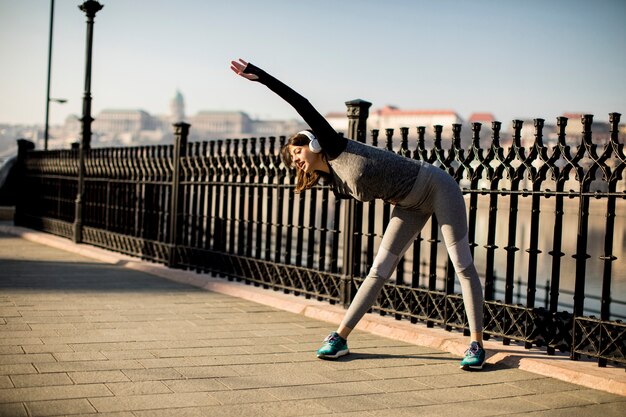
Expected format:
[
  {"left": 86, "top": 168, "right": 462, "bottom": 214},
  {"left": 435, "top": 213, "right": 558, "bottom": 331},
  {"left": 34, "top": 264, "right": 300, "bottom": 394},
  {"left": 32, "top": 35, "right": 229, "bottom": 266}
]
[
  {"left": 28, "top": 323, "right": 77, "bottom": 331},
  {"left": 25, "top": 398, "right": 95, "bottom": 416},
  {"left": 566, "top": 388, "right": 626, "bottom": 404},
  {"left": 301, "top": 412, "right": 369, "bottom": 417},
  {"left": 0, "top": 346, "right": 23, "bottom": 355},
  {"left": 69, "top": 370, "right": 130, "bottom": 384},
  {"left": 265, "top": 381, "right": 382, "bottom": 401},
  {"left": 450, "top": 397, "right": 549, "bottom": 415},
  {"left": 0, "top": 377, "right": 12, "bottom": 390},
  {"left": 508, "top": 376, "right": 587, "bottom": 394},
  {"left": 207, "top": 387, "right": 279, "bottom": 405},
  {"left": 0, "top": 308, "right": 21, "bottom": 318},
  {"left": 69, "top": 341, "right": 165, "bottom": 352},
  {"left": 367, "top": 397, "right": 545, "bottom": 417},
  {"left": 361, "top": 364, "right": 452, "bottom": 380},
  {"left": 218, "top": 371, "right": 333, "bottom": 390},
  {"left": 134, "top": 407, "right": 209, "bottom": 417},
  {"left": 64, "top": 413, "right": 134, "bottom": 417},
  {"left": 0, "top": 402, "right": 28, "bottom": 417},
  {"left": 365, "top": 390, "right": 435, "bottom": 408},
  {"left": 121, "top": 368, "right": 184, "bottom": 382},
  {"left": 364, "top": 377, "right": 431, "bottom": 393},
  {"left": 162, "top": 378, "right": 229, "bottom": 393},
  {"left": 0, "top": 337, "right": 43, "bottom": 347},
  {"left": 53, "top": 351, "right": 108, "bottom": 362},
  {"left": 105, "top": 381, "right": 172, "bottom": 396},
  {"left": 315, "top": 395, "right": 389, "bottom": 413},
  {"left": 469, "top": 381, "right": 536, "bottom": 399},
  {"left": 18, "top": 311, "right": 62, "bottom": 318},
  {"left": 0, "top": 325, "right": 32, "bottom": 334},
  {"left": 0, "top": 353, "right": 55, "bottom": 365},
  {"left": 10, "top": 373, "right": 73, "bottom": 388},
  {"left": 137, "top": 357, "right": 200, "bottom": 369},
  {"left": 174, "top": 366, "right": 239, "bottom": 379},
  {"left": 190, "top": 355, "right": 256, "bottom": 366},
  {"left": 0, "top": 383, "right": 112, "bottom": 403},
  {"left": 227, "top": 362, "right": 322, "bottom": 377},
  {"left": 150, "top": 346, "right": 249, "bottom": 358},
  {"left": 100, "top": 350, "right": 156, "bottom": 360},
  {"left": 0, "top": 364, "right": 37, "bottom": 376},
  {"left": 89, "top": 392, "right": 220, "bottom": 413},
  {"left": 414, "top": 366, "right": 537, "bottom": 389},
  {"left": 35, "top": 360, "right": 144, "bottom": 374},
  {"left": 521, "top": 391, "right": 600, "bottom": 408},
  {"left": 251, "top": 398, "right": 332, "bottom": 417},
  {"left": 0, "top": 331, "right": 59, "bottom": 342},
  {"left": 21, "top": 344, "right": 74, "bottom": 354},
  {"left": 506, "top": 402, "right": 626, "bottom": 417}
]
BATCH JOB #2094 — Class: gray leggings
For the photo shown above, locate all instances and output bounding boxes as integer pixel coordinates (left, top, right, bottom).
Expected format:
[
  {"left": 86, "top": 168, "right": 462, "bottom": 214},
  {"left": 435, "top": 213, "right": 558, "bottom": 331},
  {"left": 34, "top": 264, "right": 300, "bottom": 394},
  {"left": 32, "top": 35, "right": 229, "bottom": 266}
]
[{"left": 341, "top": 162, "right": 484, "bottom": 334}]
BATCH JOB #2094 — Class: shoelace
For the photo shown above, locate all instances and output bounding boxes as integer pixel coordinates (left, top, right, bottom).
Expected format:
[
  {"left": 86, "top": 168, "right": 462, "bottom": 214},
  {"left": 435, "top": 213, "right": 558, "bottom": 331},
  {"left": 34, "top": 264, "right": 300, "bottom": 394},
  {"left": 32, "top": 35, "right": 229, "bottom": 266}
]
[
  {"left": 324, "top": 334, "right": 340, "bottom": 344},
  {"left": 465, "top": 343, "right": 481, "bottom": 357}
]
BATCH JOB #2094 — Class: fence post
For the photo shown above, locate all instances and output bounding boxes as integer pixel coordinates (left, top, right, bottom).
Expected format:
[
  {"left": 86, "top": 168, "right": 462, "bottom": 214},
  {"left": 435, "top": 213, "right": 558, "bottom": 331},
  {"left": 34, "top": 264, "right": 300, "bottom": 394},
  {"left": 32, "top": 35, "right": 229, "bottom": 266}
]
[
  {"left": 73, "top": 140, "right": 86, "bottom": 243},
  {"left": 13, "top": 139, "right": 35, "bottom": 227},
  {"left": 168, "top": 122, "right": 190, "bottom": 268},
  {"left": 571, "top": 114, "right": 593, "bottom": 360},
  {"left": 341, "top": 99, "right": 371, "bottom": 307}
]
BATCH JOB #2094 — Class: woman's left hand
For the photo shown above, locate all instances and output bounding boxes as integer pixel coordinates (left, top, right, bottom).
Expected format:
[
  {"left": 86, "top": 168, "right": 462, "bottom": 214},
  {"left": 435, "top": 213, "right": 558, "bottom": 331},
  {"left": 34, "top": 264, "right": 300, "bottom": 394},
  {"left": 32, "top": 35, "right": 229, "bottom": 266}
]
[{"left": 230, "top": 59, "right": 258, "bottom": 81}]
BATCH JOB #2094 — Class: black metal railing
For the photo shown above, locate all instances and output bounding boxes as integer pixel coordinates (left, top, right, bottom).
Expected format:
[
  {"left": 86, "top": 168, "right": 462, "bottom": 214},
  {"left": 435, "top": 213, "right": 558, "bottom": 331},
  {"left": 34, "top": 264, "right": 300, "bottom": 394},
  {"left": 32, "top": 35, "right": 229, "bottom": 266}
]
[{"left": 14, "top": 106, "right": 625, "bottom": 368}]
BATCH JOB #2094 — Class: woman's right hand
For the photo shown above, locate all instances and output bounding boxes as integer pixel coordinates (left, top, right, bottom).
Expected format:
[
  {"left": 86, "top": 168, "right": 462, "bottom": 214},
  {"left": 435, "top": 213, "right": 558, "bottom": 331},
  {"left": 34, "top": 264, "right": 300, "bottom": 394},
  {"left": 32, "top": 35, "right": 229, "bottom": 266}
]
[{"left": 230, "top": 59, "right": 258, "bottom": 81}]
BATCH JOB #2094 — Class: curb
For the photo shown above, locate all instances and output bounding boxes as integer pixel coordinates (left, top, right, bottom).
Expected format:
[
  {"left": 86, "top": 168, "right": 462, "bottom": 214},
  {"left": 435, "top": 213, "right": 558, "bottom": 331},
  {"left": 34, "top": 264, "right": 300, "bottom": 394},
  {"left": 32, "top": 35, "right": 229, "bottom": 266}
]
[{"left": 1, "top": 223, "right": 624, "bottom": 396}]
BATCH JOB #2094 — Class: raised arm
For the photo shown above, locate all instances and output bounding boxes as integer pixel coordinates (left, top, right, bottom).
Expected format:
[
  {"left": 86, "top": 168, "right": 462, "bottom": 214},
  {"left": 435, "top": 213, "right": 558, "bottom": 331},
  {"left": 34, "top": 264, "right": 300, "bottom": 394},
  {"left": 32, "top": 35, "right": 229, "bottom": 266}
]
[{"left": 230, "top": 59, "right": 347, "bottom": 159}]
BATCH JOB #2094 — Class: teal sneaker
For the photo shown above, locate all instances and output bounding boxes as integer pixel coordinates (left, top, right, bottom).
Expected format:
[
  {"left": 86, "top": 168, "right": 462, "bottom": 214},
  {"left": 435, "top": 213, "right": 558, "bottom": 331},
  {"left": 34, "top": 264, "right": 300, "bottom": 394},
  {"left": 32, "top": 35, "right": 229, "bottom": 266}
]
[
  {"left": 316, "top": 332, "right": 349, "bottom": 359},
  {"left": 460, "top": 341, "right": 486, "bottom": 370}
]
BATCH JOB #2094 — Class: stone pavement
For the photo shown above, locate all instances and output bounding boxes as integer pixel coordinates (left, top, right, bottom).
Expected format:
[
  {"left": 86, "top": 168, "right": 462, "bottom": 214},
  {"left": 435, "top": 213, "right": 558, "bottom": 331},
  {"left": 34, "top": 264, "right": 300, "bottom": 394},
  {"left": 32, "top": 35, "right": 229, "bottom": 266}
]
[{"left": 0, "top": 227, "right": 625, "bottom": 417}]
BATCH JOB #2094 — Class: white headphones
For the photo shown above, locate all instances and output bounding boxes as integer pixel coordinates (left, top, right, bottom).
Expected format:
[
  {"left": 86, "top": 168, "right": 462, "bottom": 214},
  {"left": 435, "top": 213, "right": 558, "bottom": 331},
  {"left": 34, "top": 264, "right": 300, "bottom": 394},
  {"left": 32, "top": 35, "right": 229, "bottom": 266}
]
[{"left": 298, "top": 130, "right": 322, "bottom": 153}]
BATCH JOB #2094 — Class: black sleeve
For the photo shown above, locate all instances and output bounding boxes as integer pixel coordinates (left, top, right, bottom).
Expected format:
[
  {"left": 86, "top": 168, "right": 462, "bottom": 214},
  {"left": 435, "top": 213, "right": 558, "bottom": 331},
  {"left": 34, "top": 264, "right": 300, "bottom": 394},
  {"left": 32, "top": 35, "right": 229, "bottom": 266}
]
[{"left": 243, "top": 63, "right": 347, "bottom": 159}]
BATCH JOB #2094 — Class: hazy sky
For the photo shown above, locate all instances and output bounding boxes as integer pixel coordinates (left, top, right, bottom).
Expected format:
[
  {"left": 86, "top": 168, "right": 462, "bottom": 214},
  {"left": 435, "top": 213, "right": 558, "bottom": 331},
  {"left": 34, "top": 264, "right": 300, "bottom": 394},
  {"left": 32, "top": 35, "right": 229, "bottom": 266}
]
[{"left": 1, "top": 0, "right": 625, "bottom": 128}]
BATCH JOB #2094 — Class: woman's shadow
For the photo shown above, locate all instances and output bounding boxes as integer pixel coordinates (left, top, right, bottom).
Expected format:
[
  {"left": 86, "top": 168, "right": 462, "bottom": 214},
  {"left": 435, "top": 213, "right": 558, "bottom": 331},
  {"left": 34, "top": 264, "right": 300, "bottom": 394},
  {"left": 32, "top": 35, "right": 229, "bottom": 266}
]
[{"left": 322, "top": 351, "right": 503, "bottom": 372}]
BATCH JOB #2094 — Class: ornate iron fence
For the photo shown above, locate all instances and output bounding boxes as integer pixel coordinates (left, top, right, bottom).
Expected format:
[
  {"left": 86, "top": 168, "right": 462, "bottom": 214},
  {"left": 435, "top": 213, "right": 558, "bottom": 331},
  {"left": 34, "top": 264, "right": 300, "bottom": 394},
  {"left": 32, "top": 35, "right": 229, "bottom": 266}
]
[{"left": 14, "top": 107, "right": 625, "bottom": 368}]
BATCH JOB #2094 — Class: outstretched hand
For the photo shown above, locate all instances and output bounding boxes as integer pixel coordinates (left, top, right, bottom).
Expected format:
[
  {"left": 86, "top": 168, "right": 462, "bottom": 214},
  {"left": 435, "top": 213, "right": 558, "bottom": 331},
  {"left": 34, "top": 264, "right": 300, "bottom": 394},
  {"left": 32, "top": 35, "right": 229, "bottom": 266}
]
[{"left": 230, "top": 58, "right": 258, "bottom": 81}]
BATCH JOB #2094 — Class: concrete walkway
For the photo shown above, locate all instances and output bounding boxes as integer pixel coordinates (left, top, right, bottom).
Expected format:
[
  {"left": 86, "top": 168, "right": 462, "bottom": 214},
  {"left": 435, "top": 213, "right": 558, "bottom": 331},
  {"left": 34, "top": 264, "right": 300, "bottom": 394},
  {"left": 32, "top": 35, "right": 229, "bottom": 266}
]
[{"left": 0, "top": 226, "right": 625, "bottom": 417}]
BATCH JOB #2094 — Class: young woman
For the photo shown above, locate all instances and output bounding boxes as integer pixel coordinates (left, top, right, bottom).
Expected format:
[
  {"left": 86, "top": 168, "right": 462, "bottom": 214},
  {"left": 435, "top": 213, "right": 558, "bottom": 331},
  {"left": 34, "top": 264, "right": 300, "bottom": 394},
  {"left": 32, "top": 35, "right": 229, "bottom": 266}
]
[{"left": 230, "top": 59, "right": 486, "bottom": 370}]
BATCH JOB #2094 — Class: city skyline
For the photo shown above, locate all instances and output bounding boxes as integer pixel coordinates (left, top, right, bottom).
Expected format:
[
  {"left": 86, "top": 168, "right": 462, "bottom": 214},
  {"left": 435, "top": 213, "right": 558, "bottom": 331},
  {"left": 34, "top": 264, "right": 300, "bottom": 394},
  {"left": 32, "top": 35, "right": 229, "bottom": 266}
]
[{"left": 1, "top": 0, "right": 625, "bottom": 128}]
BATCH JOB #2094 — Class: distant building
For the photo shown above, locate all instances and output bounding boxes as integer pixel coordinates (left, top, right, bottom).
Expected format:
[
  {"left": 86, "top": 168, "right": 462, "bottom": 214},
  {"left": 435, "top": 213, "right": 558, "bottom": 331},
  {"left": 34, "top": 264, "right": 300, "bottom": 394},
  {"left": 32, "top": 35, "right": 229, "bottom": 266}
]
[
  {"left": 90, "top": 110, "right": 160, "bottom": 146},
  {"left": 187, "top": 111, "right": 307, "bottom": 141},
  {"left": 468, "top": 113, "right": 496, "bottom": 125},
  {"left": 561, "top": 112, "right": 611, "bottom": 146},
  {"left": 92, "top": 109, "right": 159, "bottom": 134},
  {"left": 170, "top": 90, "right": 185, "bottom": 123},
  {"left": 249, "top": 119, "right": 308, "bottom": 138},
  {"left": 327, "top": 106, "right": 463, "bottom": 132},
  {"left": 187, "top": 111, "right": 252, "bottom": 140},
  {"left": 53, "top": 89, "right": 307, "bottom": 146},
  {"left": 468, "top": 113, "right": 497, "bottom": 148},
  {"left": 326, "top": 106, "right": 466, "bottom": 148},
  {"left": 371, "top": 106, "right": 463, "bottom": 134}
]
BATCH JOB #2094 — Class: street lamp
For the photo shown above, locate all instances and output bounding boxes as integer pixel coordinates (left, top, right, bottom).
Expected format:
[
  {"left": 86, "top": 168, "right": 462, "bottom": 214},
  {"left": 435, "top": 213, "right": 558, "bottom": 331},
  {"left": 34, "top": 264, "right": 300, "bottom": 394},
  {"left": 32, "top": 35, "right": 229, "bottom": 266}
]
[
  {"left": 78, "top": 0, "right": 103, "bottom": 151},
  {"left": 74, "top": 0, "right": 103, "bottom": 244},
  {"left": 44, "top": 98, "right": 67, "bottom": 149},
  {"left": 43, "top": 0, "right": 69, "bottom": 150},
  {"left": 44, "top": 0, "right": 55, "bottom": 151}
]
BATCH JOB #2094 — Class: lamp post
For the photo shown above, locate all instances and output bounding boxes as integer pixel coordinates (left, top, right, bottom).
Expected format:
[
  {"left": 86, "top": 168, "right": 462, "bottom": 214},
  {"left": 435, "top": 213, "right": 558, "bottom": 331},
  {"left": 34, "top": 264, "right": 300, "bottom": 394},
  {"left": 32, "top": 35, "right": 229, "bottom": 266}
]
[
  {"left": 74, "top": 0, "right": 103, "bottom": 244},
  {"left": 44, "top": 0, "right": 55, "bottom": 151},
  {"left": 78, "top": 0, "right": 103, "bottom": 151}
]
